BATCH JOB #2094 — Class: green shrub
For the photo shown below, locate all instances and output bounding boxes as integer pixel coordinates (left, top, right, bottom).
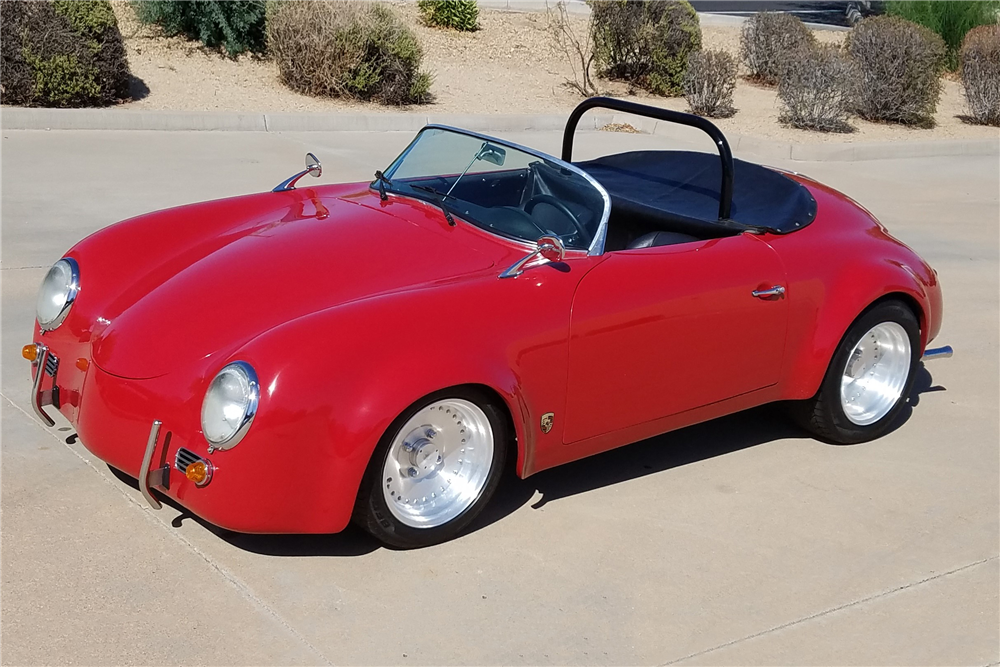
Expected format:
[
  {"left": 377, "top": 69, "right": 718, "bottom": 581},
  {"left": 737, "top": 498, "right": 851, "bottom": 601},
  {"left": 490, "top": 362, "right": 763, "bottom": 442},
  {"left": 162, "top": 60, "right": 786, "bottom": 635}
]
[
  {"left": 683, "top": 49, "right": 737, "bottom": 118},
  {"left": 961, "top": 24, "right": 1000, "bottom": 125},
  {"left": 740, "top": 11, "right": 816, "bottom": 85},
  {"left": 778, "top": 45, "right": 856, "bottom": 132},
  {"left": 847, "top": 15, "right": 946, "bottom": 127},
  {"left": 885, "top": 0, "right": 1000, "bottom": 69},
  {"left": 1, "top": 0, "right": 131, "bottom": 107},
  {"left": 132, "top": 0, "right": 266, "bottom": 57},
  {"left": 267, "top": 1, "right": 432, "bottom": 106},
  {"left": 417, "top": 0, "right": 479, "bottom": 31},
  {"left": 589, "top": 0, "right": 701, "bottom": 96}
]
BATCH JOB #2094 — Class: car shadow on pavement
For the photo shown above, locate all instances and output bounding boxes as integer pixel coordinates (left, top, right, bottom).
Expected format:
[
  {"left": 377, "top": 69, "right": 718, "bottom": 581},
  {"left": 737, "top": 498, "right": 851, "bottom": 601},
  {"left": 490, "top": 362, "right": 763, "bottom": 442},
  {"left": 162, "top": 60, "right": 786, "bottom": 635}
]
[
  {"left": 469, "top": 364, "right": 945, "bottom": 536},
  {"left": 105, "top": 367, "right": 942, "bottom": 556}
]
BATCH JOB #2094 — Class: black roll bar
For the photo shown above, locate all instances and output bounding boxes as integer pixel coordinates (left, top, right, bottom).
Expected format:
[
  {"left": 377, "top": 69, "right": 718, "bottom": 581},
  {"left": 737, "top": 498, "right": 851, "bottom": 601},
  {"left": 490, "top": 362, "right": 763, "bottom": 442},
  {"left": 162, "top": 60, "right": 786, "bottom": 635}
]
[{"left": 561, "top": 97, "right": 735, "bottom": 221}]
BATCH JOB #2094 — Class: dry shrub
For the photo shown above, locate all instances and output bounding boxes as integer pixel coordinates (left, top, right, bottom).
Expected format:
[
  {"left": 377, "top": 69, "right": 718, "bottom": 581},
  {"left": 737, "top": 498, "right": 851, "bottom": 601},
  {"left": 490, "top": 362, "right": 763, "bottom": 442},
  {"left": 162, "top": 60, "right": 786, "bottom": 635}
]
[
  {"left": 961, "top": 24, "right": 1000, "bottom": 126},
  {"left": 846, "top": 15, "right": 945, "bottom": 127},
  {"left": 778, "top": 45, "right": 856, "bottom": 132},
  {"left": 549, "top": 0, "right": 598, "bottom": 96},
  {"left": 683, "top": 49, "right": 737, "bottom": 118},
  {"left": 267, "top": 1, "right": 432, "bottom": 106},
  {"left": 1, "top": 0, "right": 131, "bottom": 107},
  {"left": 740, "top": 11, "right": 816, "bottom": 85},
  {"left": 589, "top": 0, "right": 701, "bottom": 97}
]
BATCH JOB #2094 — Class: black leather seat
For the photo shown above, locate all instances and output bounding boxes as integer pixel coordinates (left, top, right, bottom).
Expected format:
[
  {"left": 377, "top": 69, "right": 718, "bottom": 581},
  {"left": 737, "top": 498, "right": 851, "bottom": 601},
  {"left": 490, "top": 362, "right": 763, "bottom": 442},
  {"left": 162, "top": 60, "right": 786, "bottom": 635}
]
[{"left": 627, "top": 230, "right": 700, "bottom": 249}]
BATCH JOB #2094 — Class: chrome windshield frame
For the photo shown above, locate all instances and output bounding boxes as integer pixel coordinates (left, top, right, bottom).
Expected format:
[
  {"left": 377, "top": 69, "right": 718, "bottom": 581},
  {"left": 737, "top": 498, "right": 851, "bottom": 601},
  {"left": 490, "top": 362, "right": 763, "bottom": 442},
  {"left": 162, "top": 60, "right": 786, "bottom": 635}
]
[{"left": 379, "top": 124, "right": 611, "bottom": 256}]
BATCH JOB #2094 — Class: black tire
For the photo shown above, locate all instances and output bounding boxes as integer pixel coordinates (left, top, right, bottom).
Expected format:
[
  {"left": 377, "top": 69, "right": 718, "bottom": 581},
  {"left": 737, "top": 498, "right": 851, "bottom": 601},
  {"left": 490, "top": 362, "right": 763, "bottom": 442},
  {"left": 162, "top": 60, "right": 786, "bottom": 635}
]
[
  {"left": 352, "top": 388, "right": 509, "bottom": 549},
  {"left": 790, "top": 299, "right": 920, "bottom": 444}
]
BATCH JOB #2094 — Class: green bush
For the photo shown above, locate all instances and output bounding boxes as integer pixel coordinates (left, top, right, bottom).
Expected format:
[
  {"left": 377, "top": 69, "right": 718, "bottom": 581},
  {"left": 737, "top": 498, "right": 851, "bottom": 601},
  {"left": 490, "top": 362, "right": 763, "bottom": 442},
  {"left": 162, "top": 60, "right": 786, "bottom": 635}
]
[
  {"left": 589, "top": 0, "right": 701, "bottom": 96},
  {"left": 267, "top": 1, "right": 432, "bottom": 106},
  {"left": 132, "top": 0, "right": 266, "bottom": 57},
  {"left": 885, "top": 0, "right": 1000, "bottom": 69},
  {"left": 418, "top": 0, "right": 479, "bottom": 31},
  {"left": 740, "top": 11, "right": 816, "bottom": 85},
  {"left": 683, "top": 49, "right": 737, "bottom": 118},
  {"left": 847, "top": 15, "right": 946, "bottom": 127},
  {"left": 961, "top": 25, "right": 1000, "bottom": 125},
  {"left": 1, "top": 0, "right": 131, "bottom": 107}
]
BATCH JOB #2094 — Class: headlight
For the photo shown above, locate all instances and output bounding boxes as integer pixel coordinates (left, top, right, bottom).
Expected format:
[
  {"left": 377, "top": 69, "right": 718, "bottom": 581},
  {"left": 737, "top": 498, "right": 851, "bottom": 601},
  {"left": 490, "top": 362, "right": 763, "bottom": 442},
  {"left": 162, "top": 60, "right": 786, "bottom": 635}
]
[
  {"left": 201, "top": 361, "right": 259, "bottom": 449},
  {"left": 36, "top": 258, "right": 80, "bottom": 331}
]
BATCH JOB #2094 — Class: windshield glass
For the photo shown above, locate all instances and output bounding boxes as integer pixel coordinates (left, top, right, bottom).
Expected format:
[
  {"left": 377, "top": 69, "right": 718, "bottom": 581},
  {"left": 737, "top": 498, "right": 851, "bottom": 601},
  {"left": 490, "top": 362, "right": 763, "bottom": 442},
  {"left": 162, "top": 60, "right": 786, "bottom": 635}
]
[{"left": 379, "top": 127, "right": 608, "bottom": 251}]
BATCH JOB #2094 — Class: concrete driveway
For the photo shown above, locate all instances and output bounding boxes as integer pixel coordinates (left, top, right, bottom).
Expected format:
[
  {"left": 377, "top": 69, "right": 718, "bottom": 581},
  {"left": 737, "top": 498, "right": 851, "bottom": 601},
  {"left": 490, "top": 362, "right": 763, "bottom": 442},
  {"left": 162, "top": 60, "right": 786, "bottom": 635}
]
[{"left": 2, "top": 127, "right": 997, "bottom": 666}]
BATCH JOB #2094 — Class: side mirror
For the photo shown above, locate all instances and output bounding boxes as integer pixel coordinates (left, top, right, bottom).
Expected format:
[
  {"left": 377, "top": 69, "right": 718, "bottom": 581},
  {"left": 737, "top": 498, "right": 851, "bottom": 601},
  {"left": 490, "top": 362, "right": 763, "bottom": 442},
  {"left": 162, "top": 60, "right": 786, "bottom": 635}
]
[
  {"left": 306, "top": 152, "right": 322, "bottom": 177},
  {"left": 536, "top": 235, "right": 565, "bottom": 262},
  {"left": 500, "top": 235, "right": 566, "bottom": 279},
  {"left": 273, "top": 152, "right": 322, "bottom": 192}
]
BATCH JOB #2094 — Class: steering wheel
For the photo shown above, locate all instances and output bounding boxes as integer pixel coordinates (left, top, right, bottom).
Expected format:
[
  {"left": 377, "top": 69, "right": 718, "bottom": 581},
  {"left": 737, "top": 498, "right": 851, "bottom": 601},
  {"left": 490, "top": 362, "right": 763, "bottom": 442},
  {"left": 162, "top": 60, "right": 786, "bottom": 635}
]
[{"left": 524, "top": 194, "right": 588, "bottom": 241}]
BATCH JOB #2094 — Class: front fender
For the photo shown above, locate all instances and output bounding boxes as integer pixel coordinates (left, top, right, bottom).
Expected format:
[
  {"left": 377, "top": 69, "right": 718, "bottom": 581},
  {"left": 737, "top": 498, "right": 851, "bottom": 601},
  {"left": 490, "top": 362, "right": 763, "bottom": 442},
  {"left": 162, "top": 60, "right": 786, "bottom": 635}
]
[{"left": 235, "top": 262, "right": 587, "bottom": 530}]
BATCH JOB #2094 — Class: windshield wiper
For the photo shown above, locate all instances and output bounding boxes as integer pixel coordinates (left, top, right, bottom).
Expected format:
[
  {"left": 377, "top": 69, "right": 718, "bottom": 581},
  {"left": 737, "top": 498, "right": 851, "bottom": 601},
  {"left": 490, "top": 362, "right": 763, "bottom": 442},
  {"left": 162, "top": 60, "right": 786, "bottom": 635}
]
[
  {"left": 409, "top": 184, "right": 456, "bottom": 226},
  {"left": 373, "top": 170, "right": 392, "bottom": 201}
]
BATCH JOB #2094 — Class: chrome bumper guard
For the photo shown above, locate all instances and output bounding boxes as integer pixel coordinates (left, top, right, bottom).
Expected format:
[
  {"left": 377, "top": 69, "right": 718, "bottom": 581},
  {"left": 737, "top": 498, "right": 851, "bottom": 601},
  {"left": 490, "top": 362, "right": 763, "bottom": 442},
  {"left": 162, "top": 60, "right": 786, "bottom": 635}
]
[
  {"left": 30, "top": 344, "right": 56, "bottom": 427},
  {"left": 139, "top": 420, "right": 170, "bottom": 510},
  {"left": 922, "top": 345, "right": 954, "bottom": 361}
]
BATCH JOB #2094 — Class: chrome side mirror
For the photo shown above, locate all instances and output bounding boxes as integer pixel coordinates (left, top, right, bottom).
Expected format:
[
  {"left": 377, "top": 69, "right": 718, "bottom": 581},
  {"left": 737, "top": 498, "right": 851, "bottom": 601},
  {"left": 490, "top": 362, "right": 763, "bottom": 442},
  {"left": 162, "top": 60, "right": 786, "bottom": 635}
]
[
  {"left": 499, "top": 235, "right": 566, "bottom": 279},
  {"left": 273, "top": 152, "right": 322, "bottom": 192}
]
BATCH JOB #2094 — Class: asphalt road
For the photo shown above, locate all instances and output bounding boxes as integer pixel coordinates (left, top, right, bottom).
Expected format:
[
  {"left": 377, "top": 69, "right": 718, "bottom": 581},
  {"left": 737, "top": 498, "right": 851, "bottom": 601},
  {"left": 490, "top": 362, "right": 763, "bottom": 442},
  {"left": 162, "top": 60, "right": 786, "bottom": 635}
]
[
  {"left": 1, "top": 127, "right": 997, "bottom": 666},
  {"left": 689, "top": 1, "right": 864, "bottom": 27}
]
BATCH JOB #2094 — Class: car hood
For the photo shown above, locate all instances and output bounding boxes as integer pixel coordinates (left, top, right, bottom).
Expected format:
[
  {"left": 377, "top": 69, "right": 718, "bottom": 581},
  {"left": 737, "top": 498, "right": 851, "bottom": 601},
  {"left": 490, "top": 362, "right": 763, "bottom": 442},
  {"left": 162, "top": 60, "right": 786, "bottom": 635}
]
[{"left": 90, "top": 191, "right": 496, "bottom": 379}]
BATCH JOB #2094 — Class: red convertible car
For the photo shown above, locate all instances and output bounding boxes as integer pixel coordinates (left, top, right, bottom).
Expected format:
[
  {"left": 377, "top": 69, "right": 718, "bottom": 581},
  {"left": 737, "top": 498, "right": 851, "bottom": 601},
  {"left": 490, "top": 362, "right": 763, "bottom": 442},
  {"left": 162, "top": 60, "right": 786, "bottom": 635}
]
[{"left": 25, "top": 98, "right": 951, "bottom": 548}]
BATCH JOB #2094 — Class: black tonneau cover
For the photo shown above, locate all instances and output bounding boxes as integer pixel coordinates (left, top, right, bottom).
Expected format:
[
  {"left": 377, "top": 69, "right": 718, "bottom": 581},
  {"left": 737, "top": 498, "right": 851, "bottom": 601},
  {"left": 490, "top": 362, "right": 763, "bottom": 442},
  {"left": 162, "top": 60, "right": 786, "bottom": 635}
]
[{"left": 576, "top": 150, "right": 817, "bottom": 235}]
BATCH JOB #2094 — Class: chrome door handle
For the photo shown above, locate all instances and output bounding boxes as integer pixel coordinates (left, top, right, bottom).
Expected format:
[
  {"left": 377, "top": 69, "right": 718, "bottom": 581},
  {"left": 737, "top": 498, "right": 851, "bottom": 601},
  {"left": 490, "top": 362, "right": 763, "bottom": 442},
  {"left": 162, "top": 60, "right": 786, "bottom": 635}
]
[{"left": 752, "top": 285, "right": 785, "bottom": 298}]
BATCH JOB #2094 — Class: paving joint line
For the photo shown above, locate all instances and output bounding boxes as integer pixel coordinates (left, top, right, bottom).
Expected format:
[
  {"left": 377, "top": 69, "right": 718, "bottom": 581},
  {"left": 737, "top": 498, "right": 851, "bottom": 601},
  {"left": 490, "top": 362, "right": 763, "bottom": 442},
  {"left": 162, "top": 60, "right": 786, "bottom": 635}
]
[
  {"left": 659, "top": 554, "right": 999, "bottom": 666},
  {"left": 1, "top": 392, "right": 334, "bottom": 666}
]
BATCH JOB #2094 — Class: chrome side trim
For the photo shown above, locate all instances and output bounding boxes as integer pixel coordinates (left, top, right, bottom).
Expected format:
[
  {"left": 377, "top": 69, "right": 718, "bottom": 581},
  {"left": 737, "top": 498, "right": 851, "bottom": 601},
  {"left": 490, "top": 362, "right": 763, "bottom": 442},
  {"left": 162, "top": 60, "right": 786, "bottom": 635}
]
[
  {"left": 39, "top": 257, "right": 81, "bottom": 332},
  {"left": 385, "top": 125, "right": 612, "bottom": 256},
  {"left": 922, "top": 345, "right": 953, "bottom": 360},
  {"left": 139, "top": 421, "right": 163, "bottom": 509},
  {"left": 30, "top": 344, "right": 55, "bottom": 427}
]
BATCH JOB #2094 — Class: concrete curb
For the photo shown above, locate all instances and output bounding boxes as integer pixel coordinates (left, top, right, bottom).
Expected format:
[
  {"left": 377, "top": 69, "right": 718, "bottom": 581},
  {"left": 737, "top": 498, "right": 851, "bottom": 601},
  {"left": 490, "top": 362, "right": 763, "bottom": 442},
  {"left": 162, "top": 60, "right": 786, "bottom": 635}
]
[{"left": 3, "top": 107, "right": 997, "bottom": 162}]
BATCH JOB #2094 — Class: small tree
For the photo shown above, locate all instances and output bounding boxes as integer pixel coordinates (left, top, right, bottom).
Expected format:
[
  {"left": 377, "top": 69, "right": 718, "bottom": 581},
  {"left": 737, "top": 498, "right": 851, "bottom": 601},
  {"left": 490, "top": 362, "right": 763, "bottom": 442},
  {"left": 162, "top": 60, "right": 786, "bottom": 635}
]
[
  {"left": 549, "top": 1, "right": 598, "bottom": 97},
  {"left": 132, "top": 0, "right": 266, "bottom": 57}
]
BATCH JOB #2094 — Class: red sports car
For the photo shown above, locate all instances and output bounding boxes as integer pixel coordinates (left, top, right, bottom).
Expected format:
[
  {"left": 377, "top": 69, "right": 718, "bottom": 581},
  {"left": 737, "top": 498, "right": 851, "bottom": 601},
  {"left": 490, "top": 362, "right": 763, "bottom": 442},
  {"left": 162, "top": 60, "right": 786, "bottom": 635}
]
[{"left": 25, "top": 98, "right": 951, "bottom": 548}]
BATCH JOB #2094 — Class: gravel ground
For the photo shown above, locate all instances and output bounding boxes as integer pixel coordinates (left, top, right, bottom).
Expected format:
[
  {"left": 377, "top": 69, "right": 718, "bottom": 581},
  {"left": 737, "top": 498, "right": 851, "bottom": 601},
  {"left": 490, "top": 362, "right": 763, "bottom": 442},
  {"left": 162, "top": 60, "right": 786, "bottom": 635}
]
[{"left": 110, "top": 1, "right": 997, "bottom": 144}]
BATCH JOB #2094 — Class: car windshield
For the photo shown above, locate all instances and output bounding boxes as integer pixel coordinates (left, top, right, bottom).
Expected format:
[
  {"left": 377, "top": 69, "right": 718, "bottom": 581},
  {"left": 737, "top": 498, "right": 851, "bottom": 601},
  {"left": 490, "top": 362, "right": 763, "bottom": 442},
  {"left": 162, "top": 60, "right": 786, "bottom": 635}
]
[{"left": 378, "top": 127, "right": 609, "bottom": 251}]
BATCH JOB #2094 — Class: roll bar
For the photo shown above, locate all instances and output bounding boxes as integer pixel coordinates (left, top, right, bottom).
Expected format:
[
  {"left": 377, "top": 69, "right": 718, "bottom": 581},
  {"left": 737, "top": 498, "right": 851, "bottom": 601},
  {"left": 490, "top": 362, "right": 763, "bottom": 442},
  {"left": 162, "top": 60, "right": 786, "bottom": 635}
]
[{"left": 561, "top": 97, "right": 734, "bottom": 221}]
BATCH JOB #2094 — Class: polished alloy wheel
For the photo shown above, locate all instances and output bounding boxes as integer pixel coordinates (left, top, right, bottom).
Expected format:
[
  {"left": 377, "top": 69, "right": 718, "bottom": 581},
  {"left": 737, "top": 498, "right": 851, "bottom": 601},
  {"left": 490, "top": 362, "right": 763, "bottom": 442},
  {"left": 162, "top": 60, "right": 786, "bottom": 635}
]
[
  {"left": 382, "top": 399, "right": 495, "bottom": 528},
  {"left": 840, "top": 321, "right": 911, "bottom": 426}
]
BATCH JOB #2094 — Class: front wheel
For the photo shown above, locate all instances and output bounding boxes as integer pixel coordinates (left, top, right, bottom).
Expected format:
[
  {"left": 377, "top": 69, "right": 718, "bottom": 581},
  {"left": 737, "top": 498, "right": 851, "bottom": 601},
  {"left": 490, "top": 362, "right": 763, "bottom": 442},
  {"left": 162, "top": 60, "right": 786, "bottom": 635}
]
[
  {"left": 791, "top": 300, "right": 920, "bottom": 444},
  {"left": 353, "top": 389, "right": 508, "bottom": 549}
]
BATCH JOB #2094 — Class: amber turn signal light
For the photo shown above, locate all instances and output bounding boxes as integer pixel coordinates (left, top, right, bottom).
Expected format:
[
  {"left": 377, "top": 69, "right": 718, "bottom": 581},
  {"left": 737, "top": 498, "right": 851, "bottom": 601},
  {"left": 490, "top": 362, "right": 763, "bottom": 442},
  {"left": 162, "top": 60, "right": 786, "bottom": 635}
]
[
  {"left": 22, "top": 344, "right": 38, "bottom": 362},
  {"left": 185, "top": 460, "right": 213, "bottom": 487},
  {"left": 76, "top": 358, "right": 90, "bottom": 372}
]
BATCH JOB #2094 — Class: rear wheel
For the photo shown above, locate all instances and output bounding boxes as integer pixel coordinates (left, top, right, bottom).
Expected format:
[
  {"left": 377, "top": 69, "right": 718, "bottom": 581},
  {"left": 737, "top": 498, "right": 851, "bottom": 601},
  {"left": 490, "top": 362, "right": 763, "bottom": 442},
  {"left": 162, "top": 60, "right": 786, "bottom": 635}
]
[
  {"left": 353, "top": 389, "right": 508, "bottom": 549},
  {"left": 791, "top": 300, "right": 920, "bottom": 444}
]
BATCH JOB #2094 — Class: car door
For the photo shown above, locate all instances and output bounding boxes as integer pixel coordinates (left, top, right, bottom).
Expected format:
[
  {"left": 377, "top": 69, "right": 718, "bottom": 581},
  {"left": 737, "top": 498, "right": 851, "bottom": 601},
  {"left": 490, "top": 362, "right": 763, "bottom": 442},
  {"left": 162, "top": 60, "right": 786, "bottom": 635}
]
[{"left": 563, "top": 233, "right": 788, "bottom": 444}]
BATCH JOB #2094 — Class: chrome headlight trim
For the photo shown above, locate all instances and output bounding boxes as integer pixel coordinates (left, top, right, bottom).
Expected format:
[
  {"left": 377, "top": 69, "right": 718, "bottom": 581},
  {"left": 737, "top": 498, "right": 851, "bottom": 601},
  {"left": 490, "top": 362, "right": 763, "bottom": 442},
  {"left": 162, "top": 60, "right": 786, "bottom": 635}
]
[
  {"left": 200, "top": 361, "right": 259, "bottom": 450},
  {"left": 36, "top": 257, "right": 80, "bottom": 331}
]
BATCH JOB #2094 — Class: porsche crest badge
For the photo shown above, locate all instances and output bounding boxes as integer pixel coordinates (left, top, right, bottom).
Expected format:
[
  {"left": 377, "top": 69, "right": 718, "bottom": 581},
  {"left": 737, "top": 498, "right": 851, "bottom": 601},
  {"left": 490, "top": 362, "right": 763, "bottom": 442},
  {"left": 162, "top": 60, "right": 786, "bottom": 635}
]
[{"left": 540, "top": 412, "right": 554, "bottom": 434}]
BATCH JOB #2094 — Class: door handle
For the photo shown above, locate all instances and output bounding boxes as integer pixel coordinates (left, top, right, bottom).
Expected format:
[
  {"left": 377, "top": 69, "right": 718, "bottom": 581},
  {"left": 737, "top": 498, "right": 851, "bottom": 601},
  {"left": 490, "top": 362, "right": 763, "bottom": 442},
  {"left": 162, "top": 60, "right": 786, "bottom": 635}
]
[{"left": 752, "top": 285, "right": 785, "bottom": 298}]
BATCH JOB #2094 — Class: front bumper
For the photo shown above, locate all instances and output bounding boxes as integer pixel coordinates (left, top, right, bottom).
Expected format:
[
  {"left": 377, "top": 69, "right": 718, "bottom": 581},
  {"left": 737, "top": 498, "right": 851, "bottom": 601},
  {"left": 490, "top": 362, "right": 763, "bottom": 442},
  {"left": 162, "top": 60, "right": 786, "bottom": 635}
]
[{"left": 25, "top": 340, "right": 356, "bottom": 534}]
